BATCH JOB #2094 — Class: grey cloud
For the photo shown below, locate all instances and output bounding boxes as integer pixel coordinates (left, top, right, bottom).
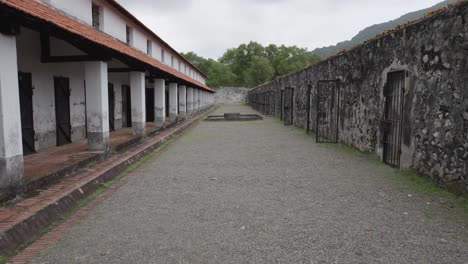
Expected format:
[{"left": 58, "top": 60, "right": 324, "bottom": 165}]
[{"left": 115, "top": 0, "right": 444, "bottom": 59}]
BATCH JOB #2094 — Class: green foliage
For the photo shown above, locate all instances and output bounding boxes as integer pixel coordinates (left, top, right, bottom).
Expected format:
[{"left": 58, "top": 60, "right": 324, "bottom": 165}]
[
  {"left": 244, "top": 56, "right": 274, "bottom": 86},
  {"left": 182, "top": 42, "right": 321, "bottom": 88}
]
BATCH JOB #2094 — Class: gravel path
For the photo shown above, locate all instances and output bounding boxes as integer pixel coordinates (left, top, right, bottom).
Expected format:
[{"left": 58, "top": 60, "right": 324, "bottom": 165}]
[{"left": 32, "top": 105, "right": 468, "bottom": 264}]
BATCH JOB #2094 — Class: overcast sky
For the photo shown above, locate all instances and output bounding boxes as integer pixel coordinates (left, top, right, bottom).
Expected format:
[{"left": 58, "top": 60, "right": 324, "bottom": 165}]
[{"left": 117, "top": 0, "right": 443, "bottom": 59}]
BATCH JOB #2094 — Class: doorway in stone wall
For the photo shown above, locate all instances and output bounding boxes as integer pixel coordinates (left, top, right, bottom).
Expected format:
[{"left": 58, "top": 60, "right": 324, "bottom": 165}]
[
  {"left": 269, "top": 91, "right": 275, "bottom": 115},
  {"left": 382, "top": 71, "right": 405, "bottom": 168},
  {"left": 280, "top": 90, "right": 284, "bottom": 121},
  {"left": 283, "top": 87, "right": 294, "bottom": 125},
  {"left": 316, "top": 80, "right": 340, "bottom": 143}
]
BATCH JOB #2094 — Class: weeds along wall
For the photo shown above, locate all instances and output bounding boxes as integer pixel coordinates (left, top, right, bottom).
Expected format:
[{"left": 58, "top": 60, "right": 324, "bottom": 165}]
[{"left": 248, "top": 2, "right": 468, "bottom": 194}]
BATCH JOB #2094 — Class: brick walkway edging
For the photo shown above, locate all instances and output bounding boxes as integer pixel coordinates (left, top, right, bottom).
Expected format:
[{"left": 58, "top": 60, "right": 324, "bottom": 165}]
[{"left": 0, "top": 107, "right": 216, "bottom": 258}]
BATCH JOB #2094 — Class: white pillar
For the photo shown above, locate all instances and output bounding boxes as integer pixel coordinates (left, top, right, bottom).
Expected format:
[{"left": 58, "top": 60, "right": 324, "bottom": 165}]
[
  {"left": 203, "top": 92, "right": 206, "bottom": 109},
  {"left": 200, "top": 91, "right": 204, "bottom": 110},
  {"left": 186, "top": 87, "right": 193, "bottom": 116},
  {"left": 178, "top": 85, "right": 186, "bottom": 119},
  {"left": 198, "top": 90, "right": 202, "bottom": 111},
  {"left": 85, "top": 61, "right": 110, "bottom": 151},
  {"left": 193, "top": 89, "right": 199, "bottom": 112},
  {"left": 130, "top": 72, "right": 145, "bottom": 136},
  {"left": 154, "top": 78, "right": 165, "bottom": 127},
  {"left": 169, "top": 83, "right": 178, "bottom": 123},
  {"left": 0, "top": 33, "right": 23, "bottom": 195}
]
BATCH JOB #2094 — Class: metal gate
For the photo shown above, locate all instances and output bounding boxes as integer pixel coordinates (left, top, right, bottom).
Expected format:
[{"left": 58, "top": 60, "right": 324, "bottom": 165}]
[
  {"left": 269, "top": 91, "right": 275, "bottom": 115},
  {"left": 306, "top": 85, "right": 312, "bottom": 134},
  {"left": 108, "top": 83, "right": 115, "bottom": 131},
  {"left": 283, "top": 87, "right": 294, "bottom": 125},
  {"left": 316, "top": 80, "right": 340, "bottom": 143},
  {"left": 382, "top": 71, "right": 405, "bottom": 167},
  {"left": 18, "top": 72, "right": 35, "bottom": 155},
  {"left": 54, "top": 76, "right": 72, "bottom": 146},
  {"left": 280, "top": 90, "right": 284, "bottom": 121}
]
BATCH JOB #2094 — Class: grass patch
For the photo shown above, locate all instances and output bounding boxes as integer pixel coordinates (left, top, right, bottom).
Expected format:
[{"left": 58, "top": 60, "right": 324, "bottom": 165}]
[
  {"left": 322, "top": 141, "right": 468, "bottom": 225},
  {"left": 323, "top": 143, "right": 382, "bottom": 165},
  {"left": 389, "top": 170, "right": 450, "bottom": 196},
  {"left": 389, "top": 170, "right": 468, "bottom": 215}
]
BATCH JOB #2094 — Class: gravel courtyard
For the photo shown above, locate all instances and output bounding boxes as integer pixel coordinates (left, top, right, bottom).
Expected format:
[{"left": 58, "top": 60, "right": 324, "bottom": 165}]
[{"left": 32, "top": 105, "right": 468, "bottom": 264}]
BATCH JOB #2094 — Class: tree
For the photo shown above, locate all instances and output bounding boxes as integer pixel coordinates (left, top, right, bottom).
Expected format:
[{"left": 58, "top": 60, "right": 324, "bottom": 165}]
[
  {"left": 243, "top": 56, "right": 274, "bottom": 87},
  {"left": 181, "top": 51, "right": 211, "bottom": 75},
  {"left": 206, "top": 61, "right": 237, "bottom": 87},
  {"left": 182, "top": 42, "right": 321, "bottom": 88}
]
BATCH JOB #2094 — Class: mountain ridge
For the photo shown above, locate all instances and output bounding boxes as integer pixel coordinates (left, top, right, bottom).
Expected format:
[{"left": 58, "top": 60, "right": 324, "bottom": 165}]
[{"left": 312, "top": 0, "right": 460, "bottom": 58}]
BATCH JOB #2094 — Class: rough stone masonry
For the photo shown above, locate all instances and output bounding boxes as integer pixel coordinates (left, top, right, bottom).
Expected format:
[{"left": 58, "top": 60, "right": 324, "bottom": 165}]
[{"left": 249, "top": 2, "right": 468, "bottom": 194}]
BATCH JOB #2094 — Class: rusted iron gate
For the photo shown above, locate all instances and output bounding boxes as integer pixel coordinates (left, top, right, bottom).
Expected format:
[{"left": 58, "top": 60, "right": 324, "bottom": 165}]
[
  {"left": 252, "top": 93, "right": 260, "bottom": 111},
  {"left": 382, "top": 71, "right": 405, "bottom": 168},
  {"left": 316, "top": 80, "right": 340, "bottom": 143},
  {"left": 265, "top": 91, "right": 275, "bottom": 115},
  {"left": 283, "top": 87, "right": 294, "bottom": 125},
  {"left": 306, "top": 84, "right": 312, "bottom": 134}
]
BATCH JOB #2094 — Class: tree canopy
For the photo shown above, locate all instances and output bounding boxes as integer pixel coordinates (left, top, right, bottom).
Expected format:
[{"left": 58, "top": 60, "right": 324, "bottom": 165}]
[{"left": 182, "top": 42, "right": 321, "bottom": 88}]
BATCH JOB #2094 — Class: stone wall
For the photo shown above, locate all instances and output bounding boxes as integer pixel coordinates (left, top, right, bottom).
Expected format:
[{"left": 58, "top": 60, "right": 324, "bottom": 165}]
[
  {"left": 214, "top": 87, "right": 249, "bottom": 104},
  {"left": 248, "top": 2, "right": 468, "bottom": 194}
]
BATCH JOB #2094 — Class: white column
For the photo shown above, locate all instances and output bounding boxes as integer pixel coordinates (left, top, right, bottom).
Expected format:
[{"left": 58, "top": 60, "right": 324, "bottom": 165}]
[
  {"left": 198, "top": 90, "right": 202, "bottom": 111},
  {"left": 154, "top": 78, "right": 165, "bottom": 127},
  {"left": 200, "top": 91, "right": 204, "bottom": 110},
  {"left": 203, "top": 92, "right": 206, "bottom": 109},
  {"left": 193, "top": 89, "right": 199, "bottom": 112},
  {"left": 178, "top": 85, "right": 186, "bottom": 119},
  {"left": 130, "top": 72, "right": 145, "bottom": 136},
  {"left": 0, "top": 33, "right": 23, "bottom": 195},
  {"left": 85, "top": 61, "right": 110, "bottom": 151},
  {"left": 186, "top": 87, "right": 193, "bottom": 117},
  {"left": 169, "top": 83, "right": 178, "bottom": 123}
]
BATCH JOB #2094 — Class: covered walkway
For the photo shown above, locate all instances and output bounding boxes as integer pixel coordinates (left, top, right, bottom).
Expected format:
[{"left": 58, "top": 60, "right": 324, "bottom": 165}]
[
  {"left": 23, "top": 121, "right": 175, "bottom": 187},
  {"left": 30, "top": 105, "right": 468, "bottom": 264}
]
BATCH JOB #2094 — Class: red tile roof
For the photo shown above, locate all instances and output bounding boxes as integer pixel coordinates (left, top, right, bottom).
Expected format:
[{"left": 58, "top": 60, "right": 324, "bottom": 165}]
[{"left": 0, "top": 0, "right": 214, "bottom": 93}]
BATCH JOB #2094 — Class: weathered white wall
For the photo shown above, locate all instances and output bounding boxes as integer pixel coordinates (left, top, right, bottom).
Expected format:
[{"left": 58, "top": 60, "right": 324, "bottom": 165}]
[
  {"left": 132, "top": 29, "right": 147, "bottom": 54},
  {"left": 99, "top": 2, "right": 126, "bottom": 42},
  {"left": 39, "top": 0, "right": 92, "bottom": 25},
  {"left": 151, "top": 42, "right": 162, "bottom": 61},
  {"left": 17, "top": 28, "right": 87, "bottom": 151}
]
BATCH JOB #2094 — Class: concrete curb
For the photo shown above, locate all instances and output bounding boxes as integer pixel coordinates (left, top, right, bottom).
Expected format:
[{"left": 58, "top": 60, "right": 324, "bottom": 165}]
[{"left": 0, "top": 107, "right": 215, "bottom": 256}]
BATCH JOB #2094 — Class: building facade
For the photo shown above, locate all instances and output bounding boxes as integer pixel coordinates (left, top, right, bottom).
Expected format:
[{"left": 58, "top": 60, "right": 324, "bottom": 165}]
[{"left": 0, "top": 0, "right": 215, "bottom": 198}]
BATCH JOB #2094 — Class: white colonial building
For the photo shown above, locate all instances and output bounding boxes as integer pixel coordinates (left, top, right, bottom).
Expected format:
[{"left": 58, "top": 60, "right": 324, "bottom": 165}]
[{"left": 0, "top": 0, "right": 215, "bottom": 198}]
